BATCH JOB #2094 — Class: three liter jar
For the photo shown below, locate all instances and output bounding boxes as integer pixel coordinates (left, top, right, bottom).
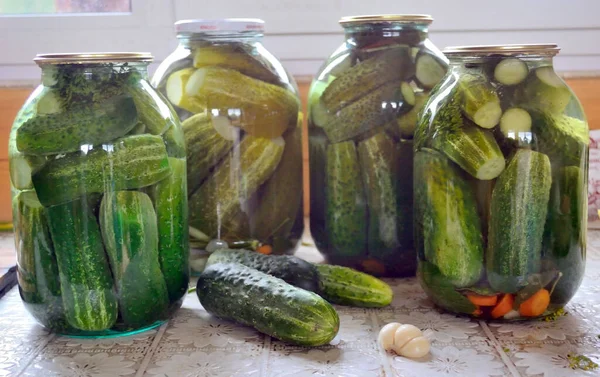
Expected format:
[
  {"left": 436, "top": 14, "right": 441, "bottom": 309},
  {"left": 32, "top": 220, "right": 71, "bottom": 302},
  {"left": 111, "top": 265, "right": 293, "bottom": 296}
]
[{"left": 9, "top": 15, "right": 589, "bottom": 337}]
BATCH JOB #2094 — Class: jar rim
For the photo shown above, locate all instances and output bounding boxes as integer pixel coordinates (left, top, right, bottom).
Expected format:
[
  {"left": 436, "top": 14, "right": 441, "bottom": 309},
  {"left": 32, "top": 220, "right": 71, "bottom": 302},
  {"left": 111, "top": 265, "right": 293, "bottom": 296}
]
[
  {"left": 339, "top": 14, "right": 433, "bottom": 26},
  {"left": 34, "top": 53, "right": 153, "bottom": 65},
  {"left": 444, "top": 44, "right": 560, "bottom": 57},
  {"left": 175, "top": 18, "right": 265, "bottom": 35}
]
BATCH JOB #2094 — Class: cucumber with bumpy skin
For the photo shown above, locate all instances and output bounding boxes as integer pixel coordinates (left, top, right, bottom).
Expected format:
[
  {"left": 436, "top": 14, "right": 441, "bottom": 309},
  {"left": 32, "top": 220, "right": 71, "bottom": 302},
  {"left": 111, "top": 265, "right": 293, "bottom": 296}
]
[
  {"left": 519, "top": 66, "right": 573, "bottom": 114},
  {"left": 32, "top": 134, "right": 171, "bottom": 207},
  {"left": 432, "top": 126, "right": 505, "bottom": 180},
  {"left": 321, "top": 47, "right": 412, "bottom": 111},
  {"left": 325, "top": 141, "right": 367, "bottom": 263},
  {"left": 16, "top": 95, "right": 138, "bottom": 155},
  {"left": 487, "top": 149, "right": 552, "bottom": 294},
  {"left": 418, "top": 261, "right": 477, "bottom": 314},
  {"left": 206, "top": 249, "right": 319, "bottom": 292},
  {"left": 197, "top": 263, "right": 339, "bottom": 346},
  {"left": 531, "top": 112, "right": 589, "bottom": 166},
  {"left": 189, "top": 136, "right": 284, "bottom": 237},
  {"left": 47, "top": 199, "right": 118, "bottom": 331},
  {"left": 183, "top": 114, "right": 236, "bottom": 195},
  {"left": 128, "top": 80, "right": 176, "bottom": 135},
  {"left": 316, "top": 264, "right": 392, "bottom": 308},
  {"left": 309, "top": 128, "right": 329, "bottom": 250},
  {"left": 151, "top": 158, "right": 190, "bottom": 302},
  {"left": 414, "top": 148, "right": 483, "bottom": 288},
  {"left": 397, "top": 91, "right": 429, "bottom": 138},
  {"left": 458, "top": 74, "right": 502, "bottom": 129}
]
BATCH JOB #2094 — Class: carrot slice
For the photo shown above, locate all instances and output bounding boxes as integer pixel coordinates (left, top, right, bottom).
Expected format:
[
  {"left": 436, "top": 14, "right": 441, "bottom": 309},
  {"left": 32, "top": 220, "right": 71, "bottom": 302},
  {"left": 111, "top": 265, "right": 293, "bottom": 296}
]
[
  {"left": 467, "top": 294, "right": 498, "bottom": 307},
  {"left": 519, "top": 289, "right": 550, "bottom": 317},
  {"left": 491, "top": 294, "right": 514, "bottom": 319},
  {"left": 256, "top": 244, "right": 273, "bottom": 255}
]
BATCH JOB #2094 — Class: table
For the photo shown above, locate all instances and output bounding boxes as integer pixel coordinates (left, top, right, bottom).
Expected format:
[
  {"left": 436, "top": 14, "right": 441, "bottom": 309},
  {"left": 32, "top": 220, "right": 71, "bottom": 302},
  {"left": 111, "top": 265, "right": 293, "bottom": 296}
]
[{"left": 0, "top": 232, "right": 599, "bottom": 377}]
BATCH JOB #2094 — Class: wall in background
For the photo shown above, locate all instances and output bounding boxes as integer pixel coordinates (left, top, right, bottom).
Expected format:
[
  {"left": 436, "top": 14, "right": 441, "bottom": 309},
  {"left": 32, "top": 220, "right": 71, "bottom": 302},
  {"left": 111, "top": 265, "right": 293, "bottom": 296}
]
[{"left": 1, "top": 0, "right": 599, "bottom": 82}]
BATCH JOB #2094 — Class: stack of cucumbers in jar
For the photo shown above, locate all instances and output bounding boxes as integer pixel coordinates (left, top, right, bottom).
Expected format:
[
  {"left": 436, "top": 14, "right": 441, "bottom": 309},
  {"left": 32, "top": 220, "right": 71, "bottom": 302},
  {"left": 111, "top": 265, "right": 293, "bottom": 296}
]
[
  {"left": 156, "top": 43, "right": 304, "bottom": 255},
  {"left": 308, "top": 33, "right": 447, "bottom": 276},
  {"left": 415, "top": 56, "right": 589, "bottom": 320},
  {"left": 11, "top": 65, "right": 189, "bottom": 333}
]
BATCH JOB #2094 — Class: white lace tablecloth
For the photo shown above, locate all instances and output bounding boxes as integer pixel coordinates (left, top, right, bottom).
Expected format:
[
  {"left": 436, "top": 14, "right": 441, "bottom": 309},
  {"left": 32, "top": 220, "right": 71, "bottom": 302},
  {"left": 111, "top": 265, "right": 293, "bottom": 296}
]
[{"left": 1, "top": 233, "right": 599, "bottom": 377}]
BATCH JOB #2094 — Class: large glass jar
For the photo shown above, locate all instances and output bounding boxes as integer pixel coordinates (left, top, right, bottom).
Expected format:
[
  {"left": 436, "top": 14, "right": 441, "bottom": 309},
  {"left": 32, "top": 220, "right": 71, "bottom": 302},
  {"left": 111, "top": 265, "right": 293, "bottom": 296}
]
[
  {"left": 10, "top": 53, "right": 189, "bottom": 336},
  {"left": 415, "top": 44, "right": 588, "bottom": 320},
  {"left": 152, "top": 19, "right": 303, "bottom": 272},
  {"left": 307, "top": 15, "right": 448, "bottom": 277}
]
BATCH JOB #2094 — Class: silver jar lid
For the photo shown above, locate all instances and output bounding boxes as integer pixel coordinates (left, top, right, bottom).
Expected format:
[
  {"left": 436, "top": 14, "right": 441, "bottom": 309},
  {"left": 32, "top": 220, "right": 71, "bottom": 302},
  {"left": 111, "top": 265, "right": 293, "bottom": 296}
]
[
  {"left": 34, "top": 52, "right": 153, "bottom": 65},
  {"left": 339, "top": 14, "right": 433, "bottom": 26},
  {"left": 444, "top": 44, "right": 561, "bottom": 57},
  {"left": 175, "top": 18, "right": 265, "bottom": 34}
]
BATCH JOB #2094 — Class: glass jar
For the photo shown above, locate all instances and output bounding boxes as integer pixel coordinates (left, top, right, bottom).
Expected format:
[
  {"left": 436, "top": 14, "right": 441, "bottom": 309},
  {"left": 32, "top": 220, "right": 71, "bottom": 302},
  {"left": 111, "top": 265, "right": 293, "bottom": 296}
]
[
  {"left": 10, "top": 53, "right": 189, "bottom": 336},
  {"left": 307, "top": 15, "right": 448, "bottom": 277},
  {"left": 415, "top": 44, "right": 588, "bottom": 320},
  {"left": 152, "top": 19, "right": 303, "bottom": 272}
]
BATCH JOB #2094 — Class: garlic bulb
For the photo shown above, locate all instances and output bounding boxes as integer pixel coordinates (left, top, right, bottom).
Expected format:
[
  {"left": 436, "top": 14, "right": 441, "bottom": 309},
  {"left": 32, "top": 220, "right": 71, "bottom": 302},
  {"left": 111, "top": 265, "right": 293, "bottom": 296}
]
[{"left": 378, "top": 322, "right": 430, "bottom": 359}]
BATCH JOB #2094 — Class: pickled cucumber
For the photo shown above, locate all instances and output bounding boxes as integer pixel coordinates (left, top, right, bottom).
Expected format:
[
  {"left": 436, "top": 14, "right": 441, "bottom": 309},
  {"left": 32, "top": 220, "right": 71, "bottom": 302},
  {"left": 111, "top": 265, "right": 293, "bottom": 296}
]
[
  {"left": 325, "top": 141, "right": 367, "bottom": 263},
  {"left": 309, "top": 128, "right": 330, "bottom": 250},
  {"left": 189, "top": 136, "right": 285, "bottom": 237},
  {"left": 397, "top": 91, "right": 429, "bottom": 138},
  {"left": 128, "top": 80, "right": 177, "bottom": 135},
  {"left": 321, "top": 47, "right": 412, "bottom": 111},
  {"left": 166, "top": 68, "right": 206, "bottom": 113},
  {"left": 17, "top": 95, "right": 138, "bottom": 155},
  {"left": 184, "top": 67, "right": 300, "bottom": 139},
  {"left": 531, "top": 112, "right": 589, "bottom": 166},
  {"left": 250, "top": 122, "right": 303, "bottom": 245},
  {"left": 183, "top": 114, "right": 235, "bottom": 194},
  {"left": 519, "top": 66, "right": 573, "bottom": 114},
  {"left": 458, "top": 74, "right": 502, "bottom": 129}
]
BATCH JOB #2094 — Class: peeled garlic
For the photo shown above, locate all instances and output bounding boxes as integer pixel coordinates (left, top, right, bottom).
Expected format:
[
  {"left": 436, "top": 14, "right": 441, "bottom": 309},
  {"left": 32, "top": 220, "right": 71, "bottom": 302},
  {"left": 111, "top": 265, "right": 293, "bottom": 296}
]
[{"left": 378, "top": 322, "right": 431, "bottom": 359}]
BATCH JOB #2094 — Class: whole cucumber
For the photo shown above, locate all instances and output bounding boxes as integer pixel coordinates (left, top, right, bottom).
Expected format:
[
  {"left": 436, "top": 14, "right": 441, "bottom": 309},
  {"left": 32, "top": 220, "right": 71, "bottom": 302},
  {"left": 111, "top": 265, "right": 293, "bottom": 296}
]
[{"left": 197, "top": 263, "right": 339, "bottom": 346}]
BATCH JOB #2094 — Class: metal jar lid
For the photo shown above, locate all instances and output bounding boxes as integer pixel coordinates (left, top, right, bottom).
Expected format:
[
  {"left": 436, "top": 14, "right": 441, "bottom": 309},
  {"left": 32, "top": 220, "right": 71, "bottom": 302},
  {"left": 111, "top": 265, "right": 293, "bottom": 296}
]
[
  {"left": 339, "top": 14, "right": 433, "bottom": 26},
  {"left": 175, "top": 18, "right": 265, "bottom": 34},
  {"left": 444, "top": 44, "right": 561, "bottom": 57},
  {"left": 33, "top": 52, "right": 153, "bottom": 65}
]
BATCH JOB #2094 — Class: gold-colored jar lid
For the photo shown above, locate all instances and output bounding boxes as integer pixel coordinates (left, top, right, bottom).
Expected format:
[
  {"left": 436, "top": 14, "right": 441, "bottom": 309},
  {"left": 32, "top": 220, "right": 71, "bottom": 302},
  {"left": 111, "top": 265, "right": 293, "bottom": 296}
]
[
  {"left": 34, "top": 52, "right": 153, "bottom": 65},
  {"left": 444, "top": 44, "right": 560, "bottom": 57},
  {"left": 339, "top": 14, "right": 433, "bottom": 26}
]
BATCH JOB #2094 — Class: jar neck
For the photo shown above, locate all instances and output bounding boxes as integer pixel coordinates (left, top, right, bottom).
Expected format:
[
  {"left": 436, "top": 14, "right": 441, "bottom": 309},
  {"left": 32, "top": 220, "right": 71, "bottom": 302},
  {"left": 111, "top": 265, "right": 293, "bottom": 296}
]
[
  {"left": 41, "top": 62, "right": 149, "bottom": 83},
  {"left": 343, "top": 22, "right": 429, "bottom": 43},
  {"left": 178, "top": 31, "right": 263, "bottom": 47},
  {"left": 448, "top": 55, "right": 554, "bottom": 69}
]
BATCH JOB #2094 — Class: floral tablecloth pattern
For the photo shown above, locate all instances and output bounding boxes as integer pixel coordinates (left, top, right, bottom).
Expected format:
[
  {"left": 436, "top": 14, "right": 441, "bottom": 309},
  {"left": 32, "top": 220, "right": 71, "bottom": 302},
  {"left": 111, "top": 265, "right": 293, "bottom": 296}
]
[{"left": 1, "top": 232, "right": 599, "bottom": 377}]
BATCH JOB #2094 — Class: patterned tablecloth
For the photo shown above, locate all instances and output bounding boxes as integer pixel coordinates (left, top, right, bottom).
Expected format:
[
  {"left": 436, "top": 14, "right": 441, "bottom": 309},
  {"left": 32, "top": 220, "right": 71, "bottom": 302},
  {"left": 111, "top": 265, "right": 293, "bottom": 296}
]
[{"left": 0, "top": 232, "right": 599, "bottom": 377}]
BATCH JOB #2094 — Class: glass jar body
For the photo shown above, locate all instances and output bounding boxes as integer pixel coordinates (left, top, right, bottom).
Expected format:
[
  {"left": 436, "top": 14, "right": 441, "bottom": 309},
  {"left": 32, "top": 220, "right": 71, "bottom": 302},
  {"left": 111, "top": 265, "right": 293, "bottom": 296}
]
[
  {"left": 11, "top": 62, "right": 189, "bottom": 336},
  {"left": 307, "top": 22, "right": 448, "bottom": 277},
  {"left": 414, "top": 55, "right": 589, "bottom": 320},
  {"left": 153, "top": 33, "right": 303, "bottom": 272}
]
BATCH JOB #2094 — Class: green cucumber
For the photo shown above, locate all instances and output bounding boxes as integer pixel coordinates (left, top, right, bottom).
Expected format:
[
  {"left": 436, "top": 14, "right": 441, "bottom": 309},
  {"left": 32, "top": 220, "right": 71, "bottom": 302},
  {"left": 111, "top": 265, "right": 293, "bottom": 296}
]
[
  {"left": 14, "top": 191, "right": 69, "bottom": 331},
  {"left": 150, "top": 157, "right": 190, "bottom": 302},
  {"left": 321, "top": 47, "right": 412, "bottom": 112},
  {"left": 414, "top": 148, "right": 483, "bottom": 288},
  {"left": 531, "top": 112, "right": 589, "bottom": 166},
  {"left": 458, "top": 74, "right": 502, "bottom": 129},
  {"left": 519, "top": 66, "right": 573, "bottom": 114},
  {"left": 46, "top": 199, "right": 118, "bottom": 331},
  {"left": 128, "top": 80, "right": 176, "bottom": 135},
  {"left": 418, "top": 261, "right": 477, "bottom": 314},
  {"left": 316, "top": 264, "right": 392, "bottom": 308},
  {"left": 197, "top": 263, "right": 339, "bottom": 346},
  {"left": 499, "top": 107, "right": 532, "bottom": 139},
  {"left": 189, "top": 136, "right": 284, "bottom": 237},
  {"left": 250, "top": 124, "right": 303, "bottom": 245},
  {"left": 183, "top": 114, "right": 235, "bottom": 194},
  {"left": 32, "top": 134, "right": 171, "bottom": 207},
  {"left": 544, "top": 166, "right": 586, "bottom": 305},
  {"left": 493, "top": 58, "right": 529, "bottom": 86},
  {"left": 325, "top": 141, "right": 367, "bottom": 263},
  {"left": 16, "top": 95, "right": 138, "bottom": 155},
  {"left": 487, "top": 149, "right": 552, "bottom": 293},
  {"left": 205, "top": 249, "right": 319, "bottom": 292},
  {"left": 397, "top": 91, "right": 429, "bottom": 138},
  {"left": 432, "top": 125, "right": 505, "bottom": 180},
  {"left": 320, "top": 81, "right": 402, "bottom": 143},
  {"left": 415, "top": 51, "right": 447, "bottom": 89},
  {"left": 309, "top": 128, "right": 329, "bottom": 250},
  {"left": 100, "top": 191, "right": 170, "bottom": 327},
  {"left": 357, "top": 133, "right": 402, "bottom": 261}
]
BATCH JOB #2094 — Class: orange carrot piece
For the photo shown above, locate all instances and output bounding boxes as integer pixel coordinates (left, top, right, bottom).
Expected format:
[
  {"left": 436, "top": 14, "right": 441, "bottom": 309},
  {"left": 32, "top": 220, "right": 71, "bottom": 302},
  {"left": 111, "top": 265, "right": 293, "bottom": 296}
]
[
  {"left": 491, "top": 294, "right": 514, "bottom": 319},
  {"left": 256, "top": 244, "right": 273, "bottom": 255},
  {"left": 519, "top": 289, "right": 550, "bottom": 317},
  {"left": 467, "top": 294, "right": 498, "bottom": 307},
  {"left": 473, "top": 307, "right": 483, "bottom": 316}
]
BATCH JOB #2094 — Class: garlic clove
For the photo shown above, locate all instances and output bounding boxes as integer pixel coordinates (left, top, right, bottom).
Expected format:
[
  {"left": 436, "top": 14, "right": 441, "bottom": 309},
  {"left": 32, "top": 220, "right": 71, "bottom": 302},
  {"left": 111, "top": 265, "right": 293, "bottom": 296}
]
[
  {"left": 398, "top": 336, "right": 431, "bottom": 359},
  {"left": 393, "top": 324, "right": 423, "bottom": 350},
  {"left": 378, "top": 322, "right": 402, "bottom": 351}
]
